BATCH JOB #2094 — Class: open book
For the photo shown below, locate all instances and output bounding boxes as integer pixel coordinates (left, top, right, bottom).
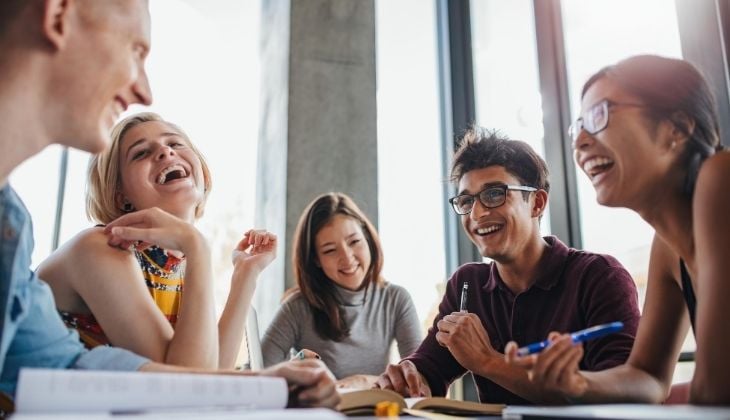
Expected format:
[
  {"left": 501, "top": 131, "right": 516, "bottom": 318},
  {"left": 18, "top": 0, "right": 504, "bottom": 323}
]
[
  {"left": 337, "top": 388, "right": 504, "bottom": 417},
  {"left": 15, "top": 368, "right": 292, "bottom": 415}
]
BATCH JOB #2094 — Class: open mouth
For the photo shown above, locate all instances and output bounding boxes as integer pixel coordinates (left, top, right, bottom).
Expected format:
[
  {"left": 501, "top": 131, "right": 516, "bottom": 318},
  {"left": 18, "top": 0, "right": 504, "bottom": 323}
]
[
  {"left": 583, "top": 156, "right": 614, "bottom": 179},
  {"left": 475, "top": 224, "right": 503, "bottom": 236},
  {"left": 156, "top": 165, "right": 188, "bottom": 185},
  {"left": 339, "top": 265, "right": 359, "bottom": 275}
]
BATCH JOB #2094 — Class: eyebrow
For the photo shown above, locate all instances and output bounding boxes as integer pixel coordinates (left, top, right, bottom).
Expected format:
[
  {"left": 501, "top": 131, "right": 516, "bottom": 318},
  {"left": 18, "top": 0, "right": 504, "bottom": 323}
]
[
  {"left": 319, "top": 232, "right": 360, "bottom": 248},
  {"left": 124, "top": 132, "right": 183, "bottom": 159},
  {"left": 457, "top": 181, "right": 505, "bottom": 196}
]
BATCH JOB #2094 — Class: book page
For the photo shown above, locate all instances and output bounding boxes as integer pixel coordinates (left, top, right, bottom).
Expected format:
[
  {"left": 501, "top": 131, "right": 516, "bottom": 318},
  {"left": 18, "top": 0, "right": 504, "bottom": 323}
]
[{"left": 15, "top": 368, "right": 288, "bottom": 414}]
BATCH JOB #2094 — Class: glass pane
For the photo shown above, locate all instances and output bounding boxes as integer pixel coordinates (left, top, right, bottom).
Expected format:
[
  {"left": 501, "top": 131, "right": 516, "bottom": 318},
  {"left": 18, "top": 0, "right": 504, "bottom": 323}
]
[
  {"left": 53, "top": 0, "right": 261, "bottom": 366},
  {"left": 561, "top": 0, "right": 690, "bottom": 382},
  {"left": 471, "top": 0, "right": 551, "bottom": 238},
  {"left": 8, "top": 146, "right": 62, "bottom": 268},
  {"left": 376, "top": 0, "right": 446, "bottom": 329}
]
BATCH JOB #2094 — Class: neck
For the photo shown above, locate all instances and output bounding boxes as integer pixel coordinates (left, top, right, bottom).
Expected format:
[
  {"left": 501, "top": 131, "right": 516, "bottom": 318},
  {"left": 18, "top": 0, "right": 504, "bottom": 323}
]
[
  {"left": 495, "top": 235, "right": 549, "bottom": 295},
  {"left": 0, "top": 58, "right": 54, "bottom": 185},
  {"left": 637, "top": 188, "right": 694, "bottom": 263}
]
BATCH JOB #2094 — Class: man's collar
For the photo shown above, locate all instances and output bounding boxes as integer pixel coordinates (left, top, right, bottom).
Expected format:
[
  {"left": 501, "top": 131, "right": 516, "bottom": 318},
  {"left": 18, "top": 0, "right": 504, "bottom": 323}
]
[{"left": 484, "top": 236, "right": 570, "bottom": 294}]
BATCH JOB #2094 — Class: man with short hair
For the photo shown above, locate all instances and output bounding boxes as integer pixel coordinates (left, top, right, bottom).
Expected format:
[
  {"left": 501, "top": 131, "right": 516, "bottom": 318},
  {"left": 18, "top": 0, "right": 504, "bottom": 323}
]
[
  {"left": 0, "top": 0, "right": 337, "bottom": 407},
  {"left": 374, "top": 128, "right": 640, "bottom": 404}
]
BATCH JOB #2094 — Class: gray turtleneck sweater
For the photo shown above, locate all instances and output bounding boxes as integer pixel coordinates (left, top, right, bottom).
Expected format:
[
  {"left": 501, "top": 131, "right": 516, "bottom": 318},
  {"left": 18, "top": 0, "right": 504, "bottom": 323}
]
[{"left": 261, "top": 282, "right": 422, "bottom": 379}]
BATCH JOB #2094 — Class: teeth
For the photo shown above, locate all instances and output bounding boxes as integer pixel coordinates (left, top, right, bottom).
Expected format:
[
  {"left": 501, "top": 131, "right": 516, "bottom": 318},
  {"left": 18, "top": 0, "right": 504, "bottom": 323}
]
[
  {"left": 477, "top": 225, "right": 501, "bottom": 235},
  {"left": 156, "top": 165, "right": 187, "bottom": 184},
  {"left": 583, "top": 157, "right": 614, "bottom": 173},
  {"left": 340, "top": 265, "right": 358, "bottom": 274}
]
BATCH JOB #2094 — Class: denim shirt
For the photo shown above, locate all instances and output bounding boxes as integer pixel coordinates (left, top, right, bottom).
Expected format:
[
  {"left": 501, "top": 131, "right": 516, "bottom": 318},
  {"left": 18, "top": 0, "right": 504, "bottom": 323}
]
[{"left": 0, "top": 185, "right": 148, "bottom": 396}]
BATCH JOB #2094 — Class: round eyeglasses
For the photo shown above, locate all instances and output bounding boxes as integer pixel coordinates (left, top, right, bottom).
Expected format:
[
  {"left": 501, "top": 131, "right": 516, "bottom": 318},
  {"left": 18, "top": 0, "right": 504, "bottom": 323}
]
[{"left": 449, "top": 184, "right": 537, "bottom": 215}]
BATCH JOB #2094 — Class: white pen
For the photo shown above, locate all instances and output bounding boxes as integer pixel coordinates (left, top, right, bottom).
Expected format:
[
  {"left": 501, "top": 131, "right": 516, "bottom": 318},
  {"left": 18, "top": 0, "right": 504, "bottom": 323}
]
[{"left": 459, "top": 282, "right": 469, "bottom": 313}]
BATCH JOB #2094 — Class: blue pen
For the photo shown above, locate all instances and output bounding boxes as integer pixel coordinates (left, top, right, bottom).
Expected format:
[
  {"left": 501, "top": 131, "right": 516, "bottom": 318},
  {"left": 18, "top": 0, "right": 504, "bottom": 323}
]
[{"left": 516, "top": 322, "right": 624, "bottom": 357}]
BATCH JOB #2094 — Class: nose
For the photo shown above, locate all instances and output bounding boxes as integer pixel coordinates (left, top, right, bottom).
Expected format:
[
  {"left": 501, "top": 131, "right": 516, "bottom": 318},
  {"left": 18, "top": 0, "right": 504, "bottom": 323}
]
[
  {"left": 572, "top": 129, "right": 594, "bottom": 150},
  {"left": 469, "top": 198, "right": 490, "bottom": 222},
  {"left": 155, "top": 144, "right": 175, "bottom": 160},
  {"left": 340, "top": 245, "right": 355, "bottom": 263},
  {"left": 131, "top": 65, "right": 153, "bottom": 106}
]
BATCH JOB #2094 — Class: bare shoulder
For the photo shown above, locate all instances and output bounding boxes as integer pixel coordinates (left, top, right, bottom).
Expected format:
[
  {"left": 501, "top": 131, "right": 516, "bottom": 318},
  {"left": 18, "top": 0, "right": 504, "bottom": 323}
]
[
  {"left": 695, "top": 152, "right": 730, "bottom": 205},
  {"left": 648, "top": 233, "right": 680, "bottom": 286}
]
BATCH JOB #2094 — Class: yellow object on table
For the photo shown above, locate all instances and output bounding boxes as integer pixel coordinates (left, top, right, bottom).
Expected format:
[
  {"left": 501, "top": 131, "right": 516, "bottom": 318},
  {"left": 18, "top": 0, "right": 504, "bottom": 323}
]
[{"left": 374, "top": 400, "right": 400, "bottom": 417}]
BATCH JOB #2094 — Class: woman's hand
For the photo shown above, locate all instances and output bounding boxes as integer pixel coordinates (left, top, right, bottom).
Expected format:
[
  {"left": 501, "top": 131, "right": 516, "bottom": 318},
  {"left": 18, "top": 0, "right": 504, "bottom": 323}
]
[
  {"left": 232, "top": 229, "right": 277, "bottom": 274},
  {"left": 105, "top": 207, "right": 205, "bottom": 255},
  {"left": 505, "top": 332, "right": 588, "bottom": 401}
]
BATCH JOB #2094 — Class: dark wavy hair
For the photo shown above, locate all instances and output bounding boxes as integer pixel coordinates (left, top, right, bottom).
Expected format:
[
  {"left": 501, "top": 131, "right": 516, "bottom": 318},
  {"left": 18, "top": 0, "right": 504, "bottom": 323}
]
[
  {"left": 582, "top": 55, "right": 723, "bottom": 196},
  {"left": 291, "top": 192, "right": 384, "bottom": 341},
  {"left": 450, "top": 127, "right": 550, "bottom": 196}
]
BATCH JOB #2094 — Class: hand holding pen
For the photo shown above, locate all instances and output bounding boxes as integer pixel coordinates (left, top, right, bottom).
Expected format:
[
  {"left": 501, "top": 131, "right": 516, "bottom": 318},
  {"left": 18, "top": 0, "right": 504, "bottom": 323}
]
[
  {"left": 503, "top": 322, "right": 624, "bottom": 400},
  {"left": 290, "top": 348, "right": 321, "bottom": 361}
]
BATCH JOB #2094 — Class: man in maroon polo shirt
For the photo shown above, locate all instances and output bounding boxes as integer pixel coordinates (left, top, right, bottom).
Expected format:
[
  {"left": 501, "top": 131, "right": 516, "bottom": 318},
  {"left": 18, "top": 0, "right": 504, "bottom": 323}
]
[{"left": 374, "top": 128, "right": 640, "bottom": 404}]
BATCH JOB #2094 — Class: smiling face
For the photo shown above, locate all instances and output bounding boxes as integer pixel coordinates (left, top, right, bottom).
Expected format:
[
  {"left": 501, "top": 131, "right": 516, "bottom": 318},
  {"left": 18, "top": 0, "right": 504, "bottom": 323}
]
[
  {"left": 117, "top": 120, "right": 205, "bottom": 221},
  {"left": 573, "top": 77, "right": 677, "bottom": 210},
  {"left": 55, "top": 0, "right": 153, "bottom": 154},
  {"left": 458, "top": 166, "right": 543, "bottom": 262},
  {"left": 314, "top": 214, "right": 372, "bottom": 291}
]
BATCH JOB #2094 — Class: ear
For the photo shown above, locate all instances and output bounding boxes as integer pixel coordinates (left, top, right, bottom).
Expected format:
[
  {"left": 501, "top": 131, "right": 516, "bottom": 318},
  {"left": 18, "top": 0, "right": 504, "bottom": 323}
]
[
  {"left": 114, "top": 190, "right": 126, "bottom": 211},
  {"left": 41, "top": 0, "right": 74, "bottom": 50},
  {"left": 667, "top": 111, "right": 695, "bottom": 149},
  {"left": 531, "top": 189, "right": 548, "bottom": 218}
]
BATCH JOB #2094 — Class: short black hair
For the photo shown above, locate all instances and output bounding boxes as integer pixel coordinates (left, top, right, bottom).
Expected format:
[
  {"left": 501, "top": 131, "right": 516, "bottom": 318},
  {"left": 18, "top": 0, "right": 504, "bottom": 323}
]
[{"left": 450, "top": 127, "right": 550, "bottom": 195}]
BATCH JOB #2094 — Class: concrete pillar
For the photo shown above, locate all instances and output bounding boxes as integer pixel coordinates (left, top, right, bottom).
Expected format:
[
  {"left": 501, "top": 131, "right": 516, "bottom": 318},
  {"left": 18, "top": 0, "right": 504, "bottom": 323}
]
[{"left": 255, "top": 0, "right": 377, "bottom": 328}]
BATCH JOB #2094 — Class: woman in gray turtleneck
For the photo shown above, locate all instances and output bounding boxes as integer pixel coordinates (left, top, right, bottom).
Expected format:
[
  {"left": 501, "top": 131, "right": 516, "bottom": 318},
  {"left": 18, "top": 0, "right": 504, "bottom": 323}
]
[{"left": 261, "top": 192, "right": 422, "bottom": 387}]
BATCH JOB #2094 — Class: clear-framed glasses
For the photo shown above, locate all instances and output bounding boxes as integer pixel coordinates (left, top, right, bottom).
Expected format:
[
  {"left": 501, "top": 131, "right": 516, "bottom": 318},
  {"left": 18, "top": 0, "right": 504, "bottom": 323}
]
[
  {"left": 568, "top": 99, "right": 646, "bottom": 146},
  {"left": 448, "top": 184, "right": 538, "bottom": 215}
]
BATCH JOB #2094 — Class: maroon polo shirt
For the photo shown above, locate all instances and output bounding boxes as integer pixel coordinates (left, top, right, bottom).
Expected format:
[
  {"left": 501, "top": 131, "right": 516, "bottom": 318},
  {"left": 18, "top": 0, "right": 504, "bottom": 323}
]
[{"left": 405, "top": 236, "right": 640, "bottom": 405}]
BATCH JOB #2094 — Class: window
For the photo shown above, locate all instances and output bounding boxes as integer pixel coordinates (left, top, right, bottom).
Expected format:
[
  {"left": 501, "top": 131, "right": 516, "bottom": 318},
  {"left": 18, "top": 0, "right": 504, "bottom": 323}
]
[
  {"left": 11, "top": 1, "right": 262, "bottom": 364},
  {"left": 471, "top": 0, "right": 551, "bottom": 238},
  {"left": 376, "top": 0, "right": 446, "bottom": 328}
]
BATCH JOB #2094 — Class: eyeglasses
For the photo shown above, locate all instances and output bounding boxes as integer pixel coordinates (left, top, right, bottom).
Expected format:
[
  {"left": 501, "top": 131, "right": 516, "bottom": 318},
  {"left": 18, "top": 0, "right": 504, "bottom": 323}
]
[
  {"left": 568, "top": 99, "right": 646, "bottom": 146},
  {"left": 449, "top": 184, "right": 538, "bottom": 215}
]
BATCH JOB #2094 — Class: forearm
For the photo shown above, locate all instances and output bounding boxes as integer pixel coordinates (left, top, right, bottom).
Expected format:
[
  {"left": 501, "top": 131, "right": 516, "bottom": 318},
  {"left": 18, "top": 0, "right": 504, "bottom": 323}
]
[
  {"left": 576, "top": 365, "right": 667, "bottom": 404},
  {"left": 166, "top": 239, "right": 219, "bottom": 367},
  {"left": 218, "top": 264, "right": 259, "bottom": 368},
  {"left": 477, "top": 354, "right": 567, "bottom": 404}
]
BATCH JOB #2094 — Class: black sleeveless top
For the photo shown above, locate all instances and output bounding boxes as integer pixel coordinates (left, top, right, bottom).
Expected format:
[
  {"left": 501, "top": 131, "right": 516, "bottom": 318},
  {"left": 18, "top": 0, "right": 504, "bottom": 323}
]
[{"left": 680, "top": 260, "right": 697, "bottom": 334}]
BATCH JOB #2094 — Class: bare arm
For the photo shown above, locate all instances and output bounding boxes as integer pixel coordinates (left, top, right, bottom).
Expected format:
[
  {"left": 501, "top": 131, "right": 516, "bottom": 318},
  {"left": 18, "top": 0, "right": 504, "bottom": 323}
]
[
  {"left": 42, "top": 209, "right": 220, "bottom": 368},
  {"left": 691, "top": 153, "right": 730, "bottom": 404},
  {"left": 218, "top": 230, "right": 277, "bottom": 368},
  {"left": 505, "top": 235, "right": 689, "bottom": 403},
  {"left": 138, "top": 359, "right": 340, "bottom": 408}
]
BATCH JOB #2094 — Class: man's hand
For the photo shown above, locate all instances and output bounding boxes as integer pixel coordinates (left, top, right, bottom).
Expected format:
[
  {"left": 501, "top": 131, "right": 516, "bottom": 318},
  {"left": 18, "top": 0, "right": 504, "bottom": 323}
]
[
  {"left": 261, "top": 359, "right": 339, "bottom": 408},
  {"left": 435, "top": 311, "right": 498, "bottom": 374},
  {"left": 373, "top": 360, "right": 431, "bottom": 398}
]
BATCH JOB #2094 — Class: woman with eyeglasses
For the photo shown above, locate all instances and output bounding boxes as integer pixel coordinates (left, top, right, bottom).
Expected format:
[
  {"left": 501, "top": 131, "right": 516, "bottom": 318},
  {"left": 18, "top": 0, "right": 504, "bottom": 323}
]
[
  {"left": 506, "top": 55, "right": 729, "bottom": 405},
  {"left": 261, "top": 192, "right": 421, "bottom": 389},
  {"left": 39, "top": 112, "right": 276, "bottom": 369}
]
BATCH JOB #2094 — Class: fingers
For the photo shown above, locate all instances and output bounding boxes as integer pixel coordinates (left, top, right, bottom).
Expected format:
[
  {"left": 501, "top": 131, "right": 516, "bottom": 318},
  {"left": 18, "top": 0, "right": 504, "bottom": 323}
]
[
  {"left": 505, "top": 341, "right": 537, "bottom": 369},
  {"left": 238, "top": 229, "right": 278, "bottom": 253},
  {"left": 401, "top": 361, "right": 429, "bottom": 397},
  {"left": 530, "top": 334, "right": 574, "bottom": 382},
  {"left": 267, "top": 360, "right": 339, "bottom": 408},
  {"left": 296, "top": 369, "right": 339, "bottom": 408},
  {"left": 376, "top": 363, "right": 408, "bottom": 396}
]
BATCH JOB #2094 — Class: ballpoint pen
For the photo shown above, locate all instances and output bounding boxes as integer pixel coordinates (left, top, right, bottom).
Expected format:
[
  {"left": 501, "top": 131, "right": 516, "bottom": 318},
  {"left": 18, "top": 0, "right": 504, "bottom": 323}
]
[
  {"left": 459, "top": 282, "right": 469, "bottom": 313},
  {"left": 516, "top": 321, "right": 624, "bottom": 357}
]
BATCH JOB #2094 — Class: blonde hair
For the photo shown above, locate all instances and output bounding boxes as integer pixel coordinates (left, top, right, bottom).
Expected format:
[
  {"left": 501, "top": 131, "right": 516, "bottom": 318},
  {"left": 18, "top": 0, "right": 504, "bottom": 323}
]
[{"left": 86, "top": 112, "right": 212, "bottom": 224}]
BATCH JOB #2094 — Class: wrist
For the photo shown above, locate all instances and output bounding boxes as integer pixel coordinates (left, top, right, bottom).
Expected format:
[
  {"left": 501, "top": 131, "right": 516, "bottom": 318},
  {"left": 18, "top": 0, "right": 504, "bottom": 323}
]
[
  {"left": 182, "top": 229, "right": 209, "bottom": 257},
  {"left": 474, "top": 348, "right": 502, "bottom": 376}
]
